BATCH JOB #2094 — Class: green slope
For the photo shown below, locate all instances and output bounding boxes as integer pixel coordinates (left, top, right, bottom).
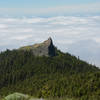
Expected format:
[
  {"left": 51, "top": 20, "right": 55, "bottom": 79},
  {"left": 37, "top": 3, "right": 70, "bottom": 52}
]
[{"left": 0, "top": 49, "right": 100, "bottom": 100}]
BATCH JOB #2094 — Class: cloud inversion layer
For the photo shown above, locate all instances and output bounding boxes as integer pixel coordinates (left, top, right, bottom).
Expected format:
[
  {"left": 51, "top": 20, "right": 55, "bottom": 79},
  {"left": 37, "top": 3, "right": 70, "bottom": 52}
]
[{"left": 0, "top": 16, "right": 100, "bottom": 67}]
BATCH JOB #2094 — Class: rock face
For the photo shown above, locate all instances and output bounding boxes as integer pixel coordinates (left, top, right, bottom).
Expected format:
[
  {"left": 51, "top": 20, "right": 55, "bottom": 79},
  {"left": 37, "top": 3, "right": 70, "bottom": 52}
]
[{"left": 20, "top": 37, "right": 56, "bottom": 57}]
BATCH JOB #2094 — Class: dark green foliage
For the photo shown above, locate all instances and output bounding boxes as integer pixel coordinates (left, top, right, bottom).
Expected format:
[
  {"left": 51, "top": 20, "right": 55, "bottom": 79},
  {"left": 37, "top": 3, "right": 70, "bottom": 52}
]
[{"left": 0, "top": 49, "right": 100, "bottom": 100}]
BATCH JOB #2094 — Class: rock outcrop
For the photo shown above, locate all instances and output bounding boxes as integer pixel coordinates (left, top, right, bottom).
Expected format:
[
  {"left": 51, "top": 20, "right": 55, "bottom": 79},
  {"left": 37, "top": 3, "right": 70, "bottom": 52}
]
[{"left": 20, "top": 37, "right": 56, "bottom": 57}]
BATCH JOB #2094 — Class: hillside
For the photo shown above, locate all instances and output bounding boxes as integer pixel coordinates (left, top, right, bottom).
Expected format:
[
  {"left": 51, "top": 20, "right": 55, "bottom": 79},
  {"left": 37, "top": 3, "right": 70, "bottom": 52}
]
[{"left": 0, "top": 38, "right": 100, "bottom": 100}]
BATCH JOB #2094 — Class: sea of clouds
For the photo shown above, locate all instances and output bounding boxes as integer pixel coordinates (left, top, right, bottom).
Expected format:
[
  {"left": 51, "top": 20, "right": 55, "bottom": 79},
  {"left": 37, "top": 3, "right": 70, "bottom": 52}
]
[{"left": 0, "top": 16, "right": 100, "bottom": 67}]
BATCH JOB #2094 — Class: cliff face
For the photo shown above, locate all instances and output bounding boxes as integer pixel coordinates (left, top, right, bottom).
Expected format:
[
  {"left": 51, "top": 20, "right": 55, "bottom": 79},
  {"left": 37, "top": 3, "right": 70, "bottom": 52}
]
[{"left": 20, "top": 37, "right": 56, "bottom": 57}]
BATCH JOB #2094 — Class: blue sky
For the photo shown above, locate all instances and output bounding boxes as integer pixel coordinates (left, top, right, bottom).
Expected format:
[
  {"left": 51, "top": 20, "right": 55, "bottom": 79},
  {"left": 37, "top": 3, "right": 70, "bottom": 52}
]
[
  {"left": 0, "top": 0, "right": 100, "bottom": 16},
  {"left": 0, "top": 0, "right": 100, "bottom": 8}
]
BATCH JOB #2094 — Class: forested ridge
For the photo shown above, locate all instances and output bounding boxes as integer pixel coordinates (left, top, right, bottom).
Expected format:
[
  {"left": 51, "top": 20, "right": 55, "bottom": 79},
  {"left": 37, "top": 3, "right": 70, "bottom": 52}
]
[{"left": 0, "top": 48, "right": 100, "bottom": 100}]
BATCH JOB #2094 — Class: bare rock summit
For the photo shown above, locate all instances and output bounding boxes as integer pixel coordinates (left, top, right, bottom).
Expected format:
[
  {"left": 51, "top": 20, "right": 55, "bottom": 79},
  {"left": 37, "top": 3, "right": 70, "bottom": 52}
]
[{"left": 20, "top": 37, "right": 56, "bottom": 57}]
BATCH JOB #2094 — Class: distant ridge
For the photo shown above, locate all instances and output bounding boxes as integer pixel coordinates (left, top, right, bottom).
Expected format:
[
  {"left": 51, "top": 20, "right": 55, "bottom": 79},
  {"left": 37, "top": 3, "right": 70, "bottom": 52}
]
[{"left": 20, "top": 37, "right": 56, "bottom": 57}]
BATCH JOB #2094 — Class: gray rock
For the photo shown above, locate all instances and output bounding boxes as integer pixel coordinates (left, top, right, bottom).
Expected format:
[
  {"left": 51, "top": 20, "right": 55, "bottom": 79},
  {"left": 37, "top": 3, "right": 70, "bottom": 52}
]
[{"left": 20, "top": 37, "right": 56, "bottom": 57}]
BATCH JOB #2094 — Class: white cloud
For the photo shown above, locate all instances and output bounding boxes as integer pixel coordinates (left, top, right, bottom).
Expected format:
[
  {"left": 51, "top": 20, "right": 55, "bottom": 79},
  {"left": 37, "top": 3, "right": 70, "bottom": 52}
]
[
  {"left": 93, "top": 38, "right": 100, "bottom": 43},
  {"left": 0, "top": 15, "right": 100, "bottom": 67},
  {"left": 10, "top": 35, "right": 33, "bottom": 40},
  {"left": 0, "top": 24, "right": 8, "bottom": 28}
]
